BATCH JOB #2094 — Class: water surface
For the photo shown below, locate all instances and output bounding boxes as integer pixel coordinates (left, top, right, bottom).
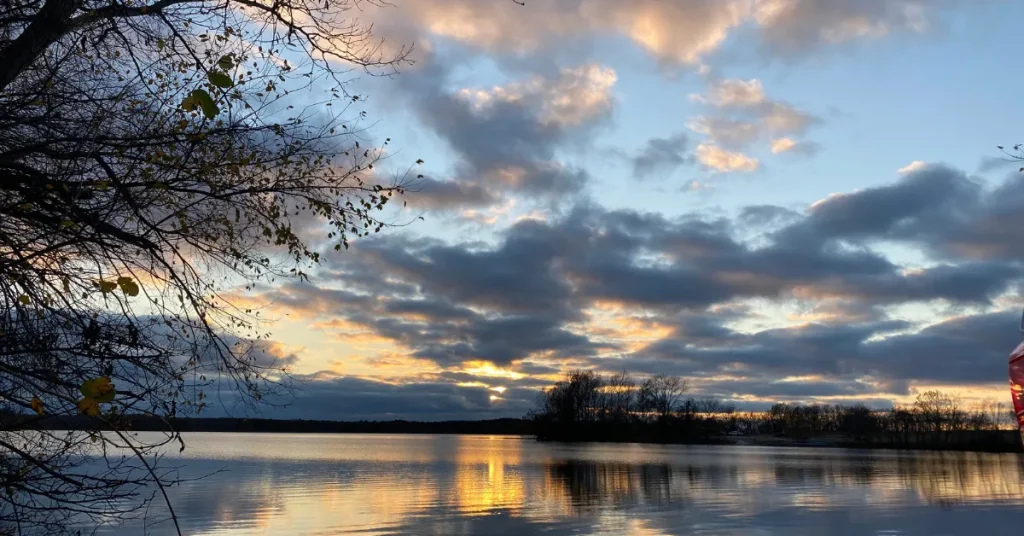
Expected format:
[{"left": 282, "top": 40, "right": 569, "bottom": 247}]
[{"left": 94, "top": 433, "right": 1024, "bottom": 535}]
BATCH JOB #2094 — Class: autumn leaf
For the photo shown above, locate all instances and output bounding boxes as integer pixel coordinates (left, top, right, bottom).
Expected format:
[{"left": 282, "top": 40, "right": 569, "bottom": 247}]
[
  {"left": 31, "top": 397, "right": 44, "bottom": 415},
  {"left": 77, "top": 398, "right": 100, "bottom": 417},
  {"left": 80, "top": 377, "right": 115, "bottom": 403},
  {"left": 17, "top": 295, "right": 30, "bottom": 305},
  {"left": 117, "top": 276, "right": 139, "bottom": 297},
  {"left": 96, "top": 280, "right": 117, "bottom": 293}
]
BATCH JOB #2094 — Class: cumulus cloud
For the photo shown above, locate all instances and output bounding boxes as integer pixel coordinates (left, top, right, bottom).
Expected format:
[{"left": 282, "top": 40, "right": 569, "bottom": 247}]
[
  {"left": 457, "top": 64, "right": 617, "bottom": 127},
  {"left": 695, "top": 143, "right": 760, "bottom": 172},
  {"left": 689, "top": 78, "right": 820, "bottom": 160},
  {"left": 363, "top": 0, "right": 960, "bottom": 66},
  {"left": 395, "top": 56, "right": 614, "bottom": 210}
]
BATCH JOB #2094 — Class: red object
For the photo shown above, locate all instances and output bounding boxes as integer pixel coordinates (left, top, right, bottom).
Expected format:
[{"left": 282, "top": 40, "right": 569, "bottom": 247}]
[{"left": 1010, "top": 341, "right": 1024, "bottom": 442}]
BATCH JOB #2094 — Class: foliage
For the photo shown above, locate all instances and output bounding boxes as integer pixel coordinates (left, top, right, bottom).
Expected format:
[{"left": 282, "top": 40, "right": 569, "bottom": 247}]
[{"left": 0, "top": 0, "right": 418, "bottom": 532}]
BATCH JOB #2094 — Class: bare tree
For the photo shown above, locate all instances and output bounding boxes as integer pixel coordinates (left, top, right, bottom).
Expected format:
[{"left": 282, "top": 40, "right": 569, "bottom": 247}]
[
  {"left": 601, "top": 370, "right": 635, "bottom": 423},
  {"left": 638, "top": 375, "right": 687, "bottom": 421}
]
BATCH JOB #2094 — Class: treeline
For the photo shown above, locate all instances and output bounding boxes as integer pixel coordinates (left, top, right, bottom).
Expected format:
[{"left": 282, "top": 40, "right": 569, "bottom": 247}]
[
  {"left": 530, "top": 370, "right": 1021, "bottom": 452},
  {"left": 528, "top": 370, "right": 736, "bottom": 443},
  {"left": 751, "top": 392, "right": 1017, "bottom": 450}
]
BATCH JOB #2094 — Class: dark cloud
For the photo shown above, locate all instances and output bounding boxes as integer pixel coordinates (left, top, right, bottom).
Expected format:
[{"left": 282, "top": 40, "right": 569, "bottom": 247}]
[
  {"left": 390, "top": 53, "right": 613, "bottom": 210},
  {"left": 211, "top": 375, "right": 533, "bottom": 421},
  {"left": 620, "top": 308, "right": 1019, "bottom": 399},
  {"left": 777, "top": 164, "right": 1024, "bottom": 265},
  {"left": 861, "top": 310, "right": 1019, "bottom": 385},
  {"left": 228, "top": 163, "right": 1024, "bottom": 413},
  {"left": 630, "top": 133, "right": 693, "bottom": 179},
  {"left": 408, "top": 314, "right": 605, "bottom": 366},
  {"left": 978, "top": 155, "right": 1020, "bottom": 173},
  {"left": 739, "top": 205, "right": 802, "bottom": 227},
  {"left": 294, "top": 168, "right": 1023, "bottom": 376},
  {"left": 405, "top": 176, "right": 496, "bottom": 209},
  {"left": 779, "top": 164, "right": 980, "bottom": 244}
]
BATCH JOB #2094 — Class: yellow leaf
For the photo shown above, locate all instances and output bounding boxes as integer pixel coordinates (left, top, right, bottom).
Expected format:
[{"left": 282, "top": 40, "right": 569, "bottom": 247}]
[
  {"left": 30, "top": 397, "right": 44, "bottom": 415},
  {"left": 17, "top": 295, "right": 30, "bottom": 305},
  {"left": 117, "top": 277, "right": 139, "bottom": 297},
  {"left": 77, "top": 398, "right": 100, "bottom": 417},
  {"left": 80, "top": 377, "right": 115, "bottom": 402}
]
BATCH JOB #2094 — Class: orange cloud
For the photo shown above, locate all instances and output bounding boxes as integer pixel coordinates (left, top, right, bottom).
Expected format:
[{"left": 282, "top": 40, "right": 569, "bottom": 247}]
[{"left": 695, "top": 143, "right": 759, "bottom": 172}]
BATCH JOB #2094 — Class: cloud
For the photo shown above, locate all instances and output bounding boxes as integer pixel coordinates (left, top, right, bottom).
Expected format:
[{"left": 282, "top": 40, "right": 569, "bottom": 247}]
[
  {"left": 457, "top": 64, "right": 617, "bottom": 127},
  {"left": 306, "top": 166, "right": 1020, "bottom": 373},
  {"left": 395, "top": 56, "right": 613, "bottom": 210},
  {"left": 688, "top": 117, "right": 762, "bottom": 149},
  {"left": 695, "top": 143, "right": 760, "bottom": 172},
  {"left": 406, "top": 177, "right": 496, "bottom": 209},
  {"left": 365, "top": 0, "right": 959, "bottom": 67},
  {"left": 226, "top": 162, "right": 1024, "bottom": 414},
  {"left": 977, "top": 156, "right": 1020, "bottom": 173},
  {"left": 897, "top": 160, "right": 929, "bottom": 174},
  {"left": 754, "top": 0, "right": 939, "bottom": 56},
  {"left": 771, "top": 137, "right": 821, "bottom": 156},
  {"left": 694, "top": 78, "right": 767, "bottom": 107},
  {"left": 690, "top": 78, "right": 820, "bottom": 156},
  {"left": 630, "top": 133, "right": 693, "bottom": 179},
  {"left": 770, "top": 137, "right": 798, "bottom": 154},
  {"left": 373, "top": 0, "right": 749, "bottom": 65},
  {"left": 262, "top": 375, "right": 533, "bottom": 420}
]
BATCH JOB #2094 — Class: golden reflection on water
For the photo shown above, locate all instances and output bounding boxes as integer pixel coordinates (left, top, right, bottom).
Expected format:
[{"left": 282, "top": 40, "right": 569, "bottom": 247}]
[{"left": 97, "top": 434, "right": 1024, "bottom": 535}]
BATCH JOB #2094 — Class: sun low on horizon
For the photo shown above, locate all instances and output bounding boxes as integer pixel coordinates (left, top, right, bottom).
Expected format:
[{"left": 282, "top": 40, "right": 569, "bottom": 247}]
[{"left": 222, "top": 0, "right": 1024, "bottom": 422}]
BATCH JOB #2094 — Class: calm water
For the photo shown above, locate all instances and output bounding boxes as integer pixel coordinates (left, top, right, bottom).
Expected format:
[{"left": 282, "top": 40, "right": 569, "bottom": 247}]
[{"left": 90, "top": 433, "right": 1024, "bottom": 535}]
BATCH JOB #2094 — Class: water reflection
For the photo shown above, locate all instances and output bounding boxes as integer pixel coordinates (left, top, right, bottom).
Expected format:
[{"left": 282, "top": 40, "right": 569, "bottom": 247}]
[{"left": 90, "top": 434, "right": 1024, "bottom": 535}]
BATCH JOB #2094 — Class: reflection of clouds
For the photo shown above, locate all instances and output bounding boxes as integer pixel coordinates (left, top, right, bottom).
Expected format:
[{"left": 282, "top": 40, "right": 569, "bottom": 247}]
[{"left": 94, "top": 435, "right": 1024, "bottom": 535}]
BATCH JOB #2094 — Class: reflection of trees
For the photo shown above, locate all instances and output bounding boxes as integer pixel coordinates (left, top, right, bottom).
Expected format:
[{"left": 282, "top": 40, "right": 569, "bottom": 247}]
[
  {"left": 543, "top": 460, "right": 681, "bottom": 514},
  {"left": 891, "top": 452, "right": 1024, "bottom": 505},
  {"left": 767, "top": 451, "right": 1024, "bottom": 507},
  {"left": 542, "top": 450, "right": 1024, "bottom": 517}
]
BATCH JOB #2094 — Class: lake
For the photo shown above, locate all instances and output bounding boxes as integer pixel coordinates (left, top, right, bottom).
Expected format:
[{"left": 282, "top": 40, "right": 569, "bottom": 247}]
[{"left": 90, "top": 433, "right": 1024, "bottom": 535}]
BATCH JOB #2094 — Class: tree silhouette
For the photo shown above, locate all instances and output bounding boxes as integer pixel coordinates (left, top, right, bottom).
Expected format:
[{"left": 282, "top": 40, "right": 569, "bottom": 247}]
[{"left": 0, "top": 0, "right": 418, "bottom": 532}]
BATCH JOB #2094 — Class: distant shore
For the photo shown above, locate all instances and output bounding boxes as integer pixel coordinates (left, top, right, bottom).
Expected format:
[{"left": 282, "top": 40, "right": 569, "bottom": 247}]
[{"left": 17, "top": 415, "right": 1023, "bottom": 453}]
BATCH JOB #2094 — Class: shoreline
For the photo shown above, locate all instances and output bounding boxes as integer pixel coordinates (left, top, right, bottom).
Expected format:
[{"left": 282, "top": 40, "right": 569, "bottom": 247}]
[{"left": 17, "top": 415, "right": 1022, "bottom": 454}]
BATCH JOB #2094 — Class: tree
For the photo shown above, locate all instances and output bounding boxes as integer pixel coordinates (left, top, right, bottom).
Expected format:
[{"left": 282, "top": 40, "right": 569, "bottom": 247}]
[
  {"left": 638, "top": 374, "right": 687, "bottom": 421},
  {"left": 535, "top": 370, "right": 604, "bottom": 426},
  {"left": 601, "top": 370, "right": 636, "bottom": 423},
  {"left": 0, "top": 0, "right": 419, "bottom": 532},
  {"left": 914, "top": 390, "right": 964, "bottom": 436}
]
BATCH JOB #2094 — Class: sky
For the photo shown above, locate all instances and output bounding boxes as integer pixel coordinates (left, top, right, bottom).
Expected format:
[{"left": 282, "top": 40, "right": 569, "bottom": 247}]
[{"left": 222, "top": 0, "right": 1024, "bottom": 421}]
